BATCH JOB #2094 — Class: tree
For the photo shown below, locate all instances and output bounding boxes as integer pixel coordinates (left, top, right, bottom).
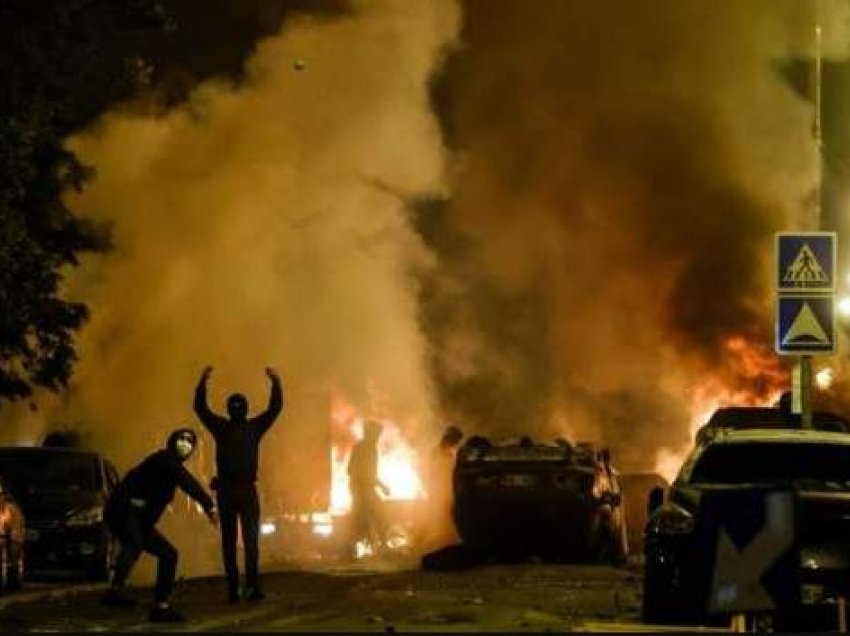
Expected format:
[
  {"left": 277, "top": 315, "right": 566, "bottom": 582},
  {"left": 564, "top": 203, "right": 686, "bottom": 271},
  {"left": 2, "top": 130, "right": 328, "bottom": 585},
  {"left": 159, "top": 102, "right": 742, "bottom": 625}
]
[{"left": 0, "top": 0, "right": 167, "bottom": 399}]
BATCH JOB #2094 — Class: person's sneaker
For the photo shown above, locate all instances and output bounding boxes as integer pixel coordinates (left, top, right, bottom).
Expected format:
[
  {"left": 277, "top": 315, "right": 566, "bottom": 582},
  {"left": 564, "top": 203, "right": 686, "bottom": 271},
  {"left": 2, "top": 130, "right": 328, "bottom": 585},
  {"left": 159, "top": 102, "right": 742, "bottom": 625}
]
[
  {"left": 101, "top": 589, "right": 137, "bottom": 607},
  {"left": 148, "top": 605, "right": 187, "bottom": 623},
  {"left": 245, "top": 587, "right": 265, "bottom": 602}
]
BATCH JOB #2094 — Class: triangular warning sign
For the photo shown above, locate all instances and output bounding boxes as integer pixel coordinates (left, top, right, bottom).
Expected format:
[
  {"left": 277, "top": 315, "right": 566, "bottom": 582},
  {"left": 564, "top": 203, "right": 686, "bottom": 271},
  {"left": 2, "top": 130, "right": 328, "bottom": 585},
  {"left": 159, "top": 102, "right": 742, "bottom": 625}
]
[
  {"left": 783, "top": 244, "right": 828, "bottom": 285},
  {"left": 782, "top": 301, "right": 829, "bottom": 346}
]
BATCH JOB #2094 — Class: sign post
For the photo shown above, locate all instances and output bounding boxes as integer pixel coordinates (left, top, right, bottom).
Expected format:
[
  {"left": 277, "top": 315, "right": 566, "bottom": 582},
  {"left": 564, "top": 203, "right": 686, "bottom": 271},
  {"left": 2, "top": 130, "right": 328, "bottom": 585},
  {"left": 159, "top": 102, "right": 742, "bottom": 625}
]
[{"left": 775, "top": 232, "right": 836, "bottom": 428}]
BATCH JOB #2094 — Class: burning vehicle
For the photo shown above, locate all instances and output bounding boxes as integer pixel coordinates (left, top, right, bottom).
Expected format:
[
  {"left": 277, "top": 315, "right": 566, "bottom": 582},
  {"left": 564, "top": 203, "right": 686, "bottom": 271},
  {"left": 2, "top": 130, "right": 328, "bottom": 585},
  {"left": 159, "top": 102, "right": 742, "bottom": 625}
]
[
  {"left": 452, "top": 436, "right": 628, "bottom": 564},
  {"left": 643, "top": 405, "right": 850, "bottom": 627}
]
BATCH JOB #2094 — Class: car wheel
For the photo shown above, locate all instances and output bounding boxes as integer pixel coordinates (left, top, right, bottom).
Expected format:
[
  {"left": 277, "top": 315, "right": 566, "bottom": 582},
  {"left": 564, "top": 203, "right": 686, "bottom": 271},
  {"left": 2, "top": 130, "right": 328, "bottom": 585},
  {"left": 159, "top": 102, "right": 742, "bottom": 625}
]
[
  {"left": 592, "top": 520, "right": 626, "bottom": 566},
  {"left": 642, "top": 554, "right": 690, "bottom": 624}
]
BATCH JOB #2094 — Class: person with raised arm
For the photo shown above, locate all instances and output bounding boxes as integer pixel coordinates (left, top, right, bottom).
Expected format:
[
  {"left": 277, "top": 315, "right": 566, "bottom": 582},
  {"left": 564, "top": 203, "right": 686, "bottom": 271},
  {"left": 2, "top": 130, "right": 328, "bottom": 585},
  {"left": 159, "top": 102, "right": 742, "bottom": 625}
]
[{"left": 194, "top": 366, "right": 283, "bottom": 603}]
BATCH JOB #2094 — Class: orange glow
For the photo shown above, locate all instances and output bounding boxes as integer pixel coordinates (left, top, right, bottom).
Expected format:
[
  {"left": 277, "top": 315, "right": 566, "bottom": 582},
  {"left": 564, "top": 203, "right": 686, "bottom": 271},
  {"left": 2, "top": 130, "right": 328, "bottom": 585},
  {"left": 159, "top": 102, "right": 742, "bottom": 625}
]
[
  {"left": 816, "top": 367, "right": 834, "bottom": 390},
  {"left": 377, "top": 424, "right": 425, "bottom": 501},
  {"left": 654, "top": 448, "right": 684, "bottom": 484},
  {"left": 328, "top": 394, "right": 424, "bottom": 517},
  {"left": 653, "top": 336, "right": 787, "bottom": 481}
]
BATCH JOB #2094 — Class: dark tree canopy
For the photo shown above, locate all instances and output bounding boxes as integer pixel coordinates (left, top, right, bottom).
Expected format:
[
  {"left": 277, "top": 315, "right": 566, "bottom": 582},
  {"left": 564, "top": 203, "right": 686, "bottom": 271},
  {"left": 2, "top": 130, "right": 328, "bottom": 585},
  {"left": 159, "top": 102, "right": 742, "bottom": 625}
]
[
  {"left": 0, "top": 0, "right": 167, "bottom": 399},
  {"left": 0, "top": 1, "right": 353, "bottom": 402}
]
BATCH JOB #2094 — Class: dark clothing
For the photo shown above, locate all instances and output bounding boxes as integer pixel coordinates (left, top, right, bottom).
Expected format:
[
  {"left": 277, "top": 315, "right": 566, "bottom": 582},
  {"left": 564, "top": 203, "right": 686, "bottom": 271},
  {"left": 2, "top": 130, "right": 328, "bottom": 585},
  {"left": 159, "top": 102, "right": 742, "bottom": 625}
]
[
  {"left": 347, "top": 439, "right": 386, "bottom": 552},
  {"left": 106, "top": 449, "right": 215, "bottom": 528},
  {"left": 349, "top": 488, "right": 385, "bottom": 552},
  {"left": 347, "top": 440, "right": 379, "bottom": 490},
  {"left": 105, "top": 433, "right": 213, "bottom": 604},
  {"left": 194, "top": 375, "right": 282, "bottom": 594},
  {"left": 194, "top": 378, "right": 283, "bottom": 485},
  {"left": 216, "top": 484, "right": 260, "bottom": 594},
  {"left": 108, "top": 506, "right": 177, "bottom": 603}
]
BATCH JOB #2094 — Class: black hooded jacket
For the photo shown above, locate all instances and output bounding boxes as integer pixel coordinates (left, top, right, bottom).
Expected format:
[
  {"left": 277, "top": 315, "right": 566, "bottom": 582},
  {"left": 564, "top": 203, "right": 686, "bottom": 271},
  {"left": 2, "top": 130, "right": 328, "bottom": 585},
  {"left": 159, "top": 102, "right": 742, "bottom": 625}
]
[
  {"left": 194, "top": 376, "right": 283, "bottom": 486},
  {"left": 106, "top": 428, "right": 215, "bottom": 528}
]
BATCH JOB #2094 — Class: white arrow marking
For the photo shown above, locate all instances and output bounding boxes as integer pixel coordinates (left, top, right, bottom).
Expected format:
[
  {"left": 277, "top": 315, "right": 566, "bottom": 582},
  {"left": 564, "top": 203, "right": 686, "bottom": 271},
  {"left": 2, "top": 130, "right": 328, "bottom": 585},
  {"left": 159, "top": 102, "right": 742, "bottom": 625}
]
[{"left": 708, "top": 491, "right": 795, "bottom": 613}]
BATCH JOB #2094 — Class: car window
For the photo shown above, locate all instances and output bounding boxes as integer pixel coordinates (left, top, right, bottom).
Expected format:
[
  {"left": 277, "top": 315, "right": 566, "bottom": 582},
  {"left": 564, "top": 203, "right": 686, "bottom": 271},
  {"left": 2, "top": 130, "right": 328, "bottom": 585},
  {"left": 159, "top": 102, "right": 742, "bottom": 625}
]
[
  {"left": 0, "top": 452, "right": 102, "bottom": 494},
  {"left": 689, "top": 442, "right": 850, "bottom": 486}
]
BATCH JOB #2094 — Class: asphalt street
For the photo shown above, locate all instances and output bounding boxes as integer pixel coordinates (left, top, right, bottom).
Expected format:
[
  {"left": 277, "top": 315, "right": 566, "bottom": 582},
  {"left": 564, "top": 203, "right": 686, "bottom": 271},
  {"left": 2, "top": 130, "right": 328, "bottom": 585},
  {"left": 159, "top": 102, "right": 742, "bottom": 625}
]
[{"left": 0, "top": 562, "right": 643, "bottom": 632}]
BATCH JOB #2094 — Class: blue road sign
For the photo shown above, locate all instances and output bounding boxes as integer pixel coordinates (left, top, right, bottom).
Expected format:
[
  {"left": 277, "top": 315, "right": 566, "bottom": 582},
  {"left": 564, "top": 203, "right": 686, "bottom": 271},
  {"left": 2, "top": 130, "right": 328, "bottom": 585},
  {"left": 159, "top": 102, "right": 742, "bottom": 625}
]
[
  {"left": 700, "top": 489, "right": 799, "bottom": 615},
  {"left": 776, "top": 232, "right": 836, "bottom": 293},
  {"left": 776, "top": 295, "right": 835, "bottom": 354}
]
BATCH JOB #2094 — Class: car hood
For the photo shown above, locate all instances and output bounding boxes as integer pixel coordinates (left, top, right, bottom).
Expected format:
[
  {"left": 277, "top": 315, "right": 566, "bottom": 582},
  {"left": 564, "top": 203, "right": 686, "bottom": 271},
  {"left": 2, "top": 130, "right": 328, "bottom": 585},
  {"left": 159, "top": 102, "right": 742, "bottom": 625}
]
[{"left": 16, "top": 489, "right": 103, "bottom": 523}]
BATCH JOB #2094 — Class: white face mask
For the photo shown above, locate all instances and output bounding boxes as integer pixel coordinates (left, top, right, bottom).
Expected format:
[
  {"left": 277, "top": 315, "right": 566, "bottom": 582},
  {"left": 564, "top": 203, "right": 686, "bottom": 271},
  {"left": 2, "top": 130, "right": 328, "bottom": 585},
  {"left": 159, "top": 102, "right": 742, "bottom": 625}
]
[{"left": 175, "top": 438, "right": 194, "bottom": 459}]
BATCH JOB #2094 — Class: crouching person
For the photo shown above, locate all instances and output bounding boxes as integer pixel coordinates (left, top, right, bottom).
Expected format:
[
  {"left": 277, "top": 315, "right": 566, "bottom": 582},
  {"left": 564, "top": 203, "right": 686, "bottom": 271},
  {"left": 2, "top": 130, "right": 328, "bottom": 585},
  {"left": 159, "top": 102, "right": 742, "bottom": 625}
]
[{"left": 101, "top": 428, "right": 218, "bottom": 623}]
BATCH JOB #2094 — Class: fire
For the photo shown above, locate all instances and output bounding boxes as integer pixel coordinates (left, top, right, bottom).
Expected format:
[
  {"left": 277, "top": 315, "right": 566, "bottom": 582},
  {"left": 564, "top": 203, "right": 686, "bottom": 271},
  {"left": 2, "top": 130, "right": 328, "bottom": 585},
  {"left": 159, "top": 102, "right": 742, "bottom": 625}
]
[
  {"left": 328, "top": 394, "right": 424, "bottom": 518},
  {"left": 376, "top": 424, "right": 424, "bottom": 501},
  {"left": 330, "top": 444, "right": 354, "bottom": 515},
  {"left": 653, "top": 336, "right": 788, "bottom": 482}
]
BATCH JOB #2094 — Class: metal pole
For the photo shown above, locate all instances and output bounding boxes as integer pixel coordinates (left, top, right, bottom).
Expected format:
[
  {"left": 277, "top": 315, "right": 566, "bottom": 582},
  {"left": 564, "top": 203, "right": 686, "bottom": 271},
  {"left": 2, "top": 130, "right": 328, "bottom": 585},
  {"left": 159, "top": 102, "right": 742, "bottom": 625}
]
[
  {"left": 814, "top": 24, "right": 823, "bottom": 229},
  {"left": 802, "top": 355, "right": 813, "bottom": 429},
  {"left": 802, "top": 24, "right": 821, "bottom": 431}
]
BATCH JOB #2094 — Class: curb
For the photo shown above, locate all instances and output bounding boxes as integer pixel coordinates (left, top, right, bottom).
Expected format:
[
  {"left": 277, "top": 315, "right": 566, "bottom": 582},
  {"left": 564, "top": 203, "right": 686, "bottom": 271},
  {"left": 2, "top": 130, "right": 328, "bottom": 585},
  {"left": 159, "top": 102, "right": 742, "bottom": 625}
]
[{"left": 0, "top": 582, "right": 108, "bottom": 611}]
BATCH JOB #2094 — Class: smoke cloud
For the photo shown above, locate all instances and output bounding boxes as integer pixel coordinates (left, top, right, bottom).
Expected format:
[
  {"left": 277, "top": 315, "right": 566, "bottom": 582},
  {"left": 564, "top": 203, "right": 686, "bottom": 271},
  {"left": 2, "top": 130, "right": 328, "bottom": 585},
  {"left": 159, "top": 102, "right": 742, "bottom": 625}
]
[
  {"left": 4, "top": 2, "right": 850, "bottom": 576},
  {"left": 2, "top": 0, "right": 459, "bottom": 574},
  {"left": 420, "top": 0, "right": 850, "bottom": 470}
]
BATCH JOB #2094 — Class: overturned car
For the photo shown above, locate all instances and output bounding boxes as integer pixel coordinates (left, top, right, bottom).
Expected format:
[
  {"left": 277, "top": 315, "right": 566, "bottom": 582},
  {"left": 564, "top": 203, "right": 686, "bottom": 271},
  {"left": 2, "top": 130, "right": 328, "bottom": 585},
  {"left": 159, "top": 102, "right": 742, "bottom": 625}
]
[{"left": 451, "top": 436, "right": 628, "bottom": 564}]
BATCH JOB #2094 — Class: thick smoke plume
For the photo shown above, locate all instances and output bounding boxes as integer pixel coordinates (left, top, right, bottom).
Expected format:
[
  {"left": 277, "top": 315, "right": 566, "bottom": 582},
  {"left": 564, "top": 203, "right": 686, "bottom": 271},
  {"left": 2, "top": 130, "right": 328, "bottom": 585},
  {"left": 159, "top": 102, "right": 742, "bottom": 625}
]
[
  {"left": 420, "top": 0, "right": 850, "bottom": 471},
  {"left": 2, "top": 0, "right": 459, "bottom": 574},
  {"left": 3, "top": 2, "right": 850, "bottom": 577}
]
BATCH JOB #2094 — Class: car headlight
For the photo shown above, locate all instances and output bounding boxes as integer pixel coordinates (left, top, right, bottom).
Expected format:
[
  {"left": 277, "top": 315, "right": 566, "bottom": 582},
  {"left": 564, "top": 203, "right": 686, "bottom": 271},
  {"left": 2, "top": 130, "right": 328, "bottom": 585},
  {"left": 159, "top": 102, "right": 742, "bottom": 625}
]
[
  {"left": 651, "top": 505, "right": 695, "bottom": 535},
  {"left": 66, "top": 506, "right": 104, "bottom": 527}
]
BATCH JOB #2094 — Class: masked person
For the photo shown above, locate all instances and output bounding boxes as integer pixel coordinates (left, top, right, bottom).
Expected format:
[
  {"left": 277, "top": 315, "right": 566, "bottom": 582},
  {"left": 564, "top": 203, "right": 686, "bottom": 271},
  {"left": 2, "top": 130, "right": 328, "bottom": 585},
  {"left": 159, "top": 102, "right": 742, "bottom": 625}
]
[
  {"left": 194, "top": 366, "right": 283, "bottom": 603},
  {"left": 347, "top": 420, "right": 390, "bottom": 557},
  {"left": 102, "top": 428, "right": 218, "bottom": 623}
]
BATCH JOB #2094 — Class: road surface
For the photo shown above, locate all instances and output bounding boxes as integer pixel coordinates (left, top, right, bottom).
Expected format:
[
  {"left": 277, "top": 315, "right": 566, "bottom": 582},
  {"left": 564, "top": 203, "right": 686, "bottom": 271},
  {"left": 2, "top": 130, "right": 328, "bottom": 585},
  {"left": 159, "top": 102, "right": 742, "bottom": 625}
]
[{"left": 0, "top": 562, "right": 643, "bottom": 632}]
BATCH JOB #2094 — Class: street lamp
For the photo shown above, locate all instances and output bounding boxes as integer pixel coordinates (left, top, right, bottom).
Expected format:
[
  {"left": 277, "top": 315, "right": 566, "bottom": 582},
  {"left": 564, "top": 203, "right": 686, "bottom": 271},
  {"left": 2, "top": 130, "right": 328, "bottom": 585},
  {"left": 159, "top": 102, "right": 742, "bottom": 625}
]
[{"left": 816, "top": 367, "right": 834, "bottom": 390}]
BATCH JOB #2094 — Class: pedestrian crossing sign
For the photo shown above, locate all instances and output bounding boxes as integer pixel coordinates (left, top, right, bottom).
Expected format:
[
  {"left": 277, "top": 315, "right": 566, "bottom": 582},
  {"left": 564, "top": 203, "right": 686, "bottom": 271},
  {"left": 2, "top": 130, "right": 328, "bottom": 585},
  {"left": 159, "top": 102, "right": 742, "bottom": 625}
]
[
  {"left": 776, "top": 295, "right": 835, "bottom": 354},
  {"left": 776, "top": 232, "right": 835, "bottom": 292}
]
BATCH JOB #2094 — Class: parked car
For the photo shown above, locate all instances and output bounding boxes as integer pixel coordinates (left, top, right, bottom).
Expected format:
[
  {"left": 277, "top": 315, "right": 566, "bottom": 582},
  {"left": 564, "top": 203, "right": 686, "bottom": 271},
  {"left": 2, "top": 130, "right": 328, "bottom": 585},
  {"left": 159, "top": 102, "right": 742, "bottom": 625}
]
[
  {"left": 452, "top": 436, "right": 628, "bottom": 564},
  {"left": 0, "top": 475, "right": 25, "bottom": 591},
  {"left": 643, "top": 406, "right": 850, "bottom": 627},
  {"left": 0, "top": 447, "right": 119, "bottom": 581}
]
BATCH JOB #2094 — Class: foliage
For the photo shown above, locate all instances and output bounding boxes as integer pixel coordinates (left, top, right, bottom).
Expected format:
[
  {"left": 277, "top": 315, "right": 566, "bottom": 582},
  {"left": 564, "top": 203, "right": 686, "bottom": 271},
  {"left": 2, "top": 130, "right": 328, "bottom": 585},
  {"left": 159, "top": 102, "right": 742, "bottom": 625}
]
[{"left": 0, "top": 0, "right": 166, "bottom": 399}]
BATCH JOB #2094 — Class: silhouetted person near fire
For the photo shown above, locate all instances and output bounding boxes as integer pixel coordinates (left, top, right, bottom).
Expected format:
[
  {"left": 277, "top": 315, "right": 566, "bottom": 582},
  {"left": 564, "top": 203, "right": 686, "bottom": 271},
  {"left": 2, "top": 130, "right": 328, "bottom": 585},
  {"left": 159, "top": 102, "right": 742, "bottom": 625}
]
[
  {"left": 102, "top": 428, "right": 218, "bottom": 623},
  {"left": 421, "top": 425, "right": 463, "bottom": 553},
  {"left": 347, "top": 420, "right": 390, "bottom": 557},
  {"left": 194, "top": 366, "right": 283, "bottom": 603}
]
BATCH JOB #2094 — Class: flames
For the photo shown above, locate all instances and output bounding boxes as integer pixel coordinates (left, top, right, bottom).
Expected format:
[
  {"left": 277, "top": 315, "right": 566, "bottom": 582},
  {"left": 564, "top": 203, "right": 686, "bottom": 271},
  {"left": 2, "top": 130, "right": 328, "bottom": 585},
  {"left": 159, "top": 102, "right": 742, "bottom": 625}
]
[
  {"left": 304, "top": 336, "right": 796, "bottom": 541},
  {"left": 329, "top": 415, "right": 425, "bottom": 515},
  {"left": 327, "top": 394, "right": 425, "bottom": 515},
  {"left": 653, "top": 336, "right": 788, "bottom": 483}
]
